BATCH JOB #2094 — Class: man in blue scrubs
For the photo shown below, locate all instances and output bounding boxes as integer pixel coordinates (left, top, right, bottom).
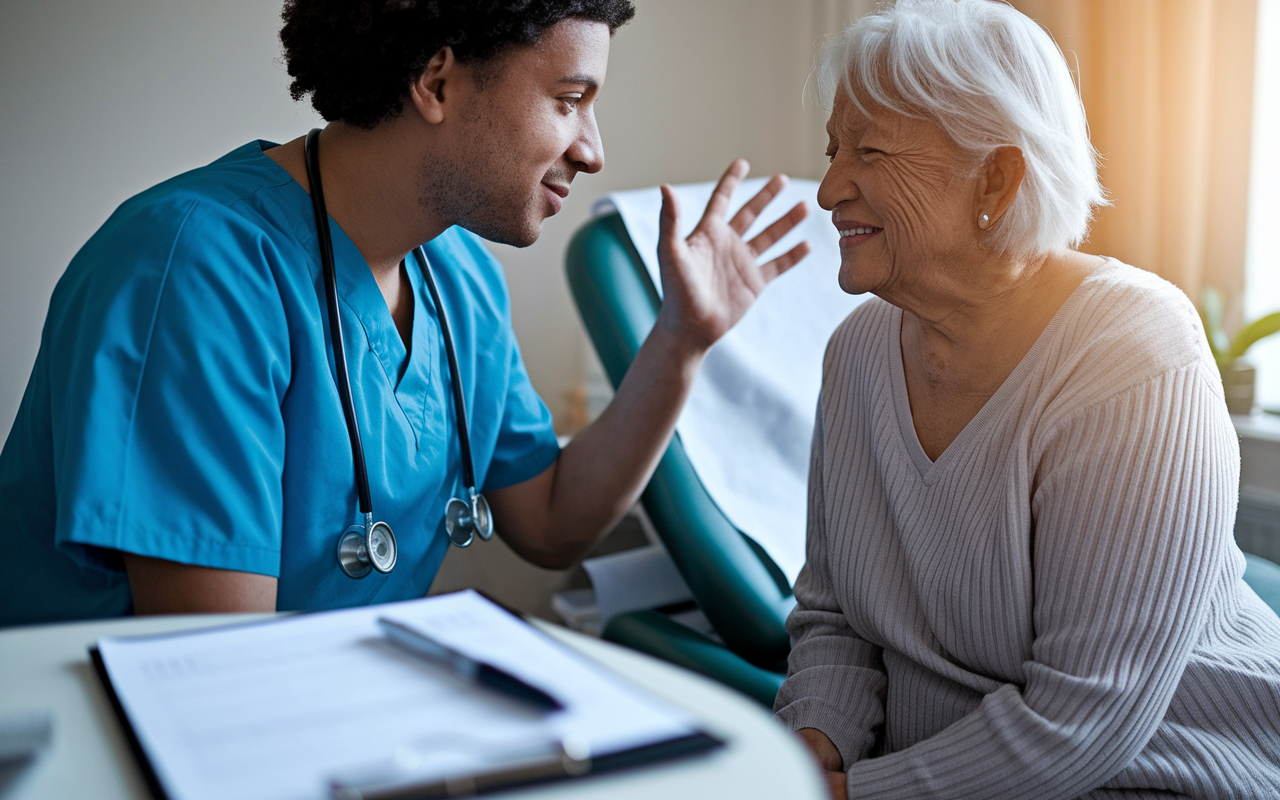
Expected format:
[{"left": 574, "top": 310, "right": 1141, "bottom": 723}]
[{"left": 0, "top": 0, "right": 808, "bottom": 624}]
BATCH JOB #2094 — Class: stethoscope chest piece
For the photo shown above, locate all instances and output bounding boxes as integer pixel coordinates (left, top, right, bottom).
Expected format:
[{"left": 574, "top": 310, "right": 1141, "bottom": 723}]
[
  {"left": 337, "top": 517, "right": 398, "bottom": 579},
  {"left": 366, "top": 520, "right": 397, "bottom": 572},
  {"left": 445, "top": 489, "right": 493, "bottom": 548}
]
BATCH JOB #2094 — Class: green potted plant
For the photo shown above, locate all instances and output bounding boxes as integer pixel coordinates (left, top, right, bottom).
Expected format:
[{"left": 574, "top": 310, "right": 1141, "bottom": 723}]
[{"left": 1199, "top": 286, "right": 1280, "bottom": 415}]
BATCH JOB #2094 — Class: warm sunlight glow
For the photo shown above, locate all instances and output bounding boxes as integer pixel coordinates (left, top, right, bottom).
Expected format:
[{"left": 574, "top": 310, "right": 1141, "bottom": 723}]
[{"left": 1245, "top": 0, "right": 1280, "bottom": 410}]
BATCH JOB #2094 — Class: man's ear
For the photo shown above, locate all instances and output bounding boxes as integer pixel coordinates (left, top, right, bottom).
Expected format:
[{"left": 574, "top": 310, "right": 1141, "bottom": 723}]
[
  {"left": 408, "top": 48, "right": 456, "bottom": 125},
  {"left": 975, "top": 145, "right": 1025, "bottom": 227}
]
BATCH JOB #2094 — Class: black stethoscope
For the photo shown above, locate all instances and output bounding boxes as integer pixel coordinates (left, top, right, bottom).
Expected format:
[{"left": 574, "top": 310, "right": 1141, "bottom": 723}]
[{"left": 303, "top": 129, "right": 493, "bottom": 580}]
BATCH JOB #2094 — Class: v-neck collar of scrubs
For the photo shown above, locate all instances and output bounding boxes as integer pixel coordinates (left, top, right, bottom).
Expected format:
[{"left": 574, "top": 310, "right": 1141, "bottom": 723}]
[
  {"left": 329, "top": 230, "right": 411, "bottom": 388},
  {"left": 327, "top": 205, "right": 446, "bottom": 455},
  {"left": 255, "top": 142, "right": 444, "bottom": 451}
]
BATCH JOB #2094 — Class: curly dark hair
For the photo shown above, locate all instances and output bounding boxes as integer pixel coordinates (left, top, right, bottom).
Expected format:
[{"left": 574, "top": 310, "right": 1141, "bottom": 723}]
[{"left": 280, "top": 0, "right": 635, "bottom": 129}]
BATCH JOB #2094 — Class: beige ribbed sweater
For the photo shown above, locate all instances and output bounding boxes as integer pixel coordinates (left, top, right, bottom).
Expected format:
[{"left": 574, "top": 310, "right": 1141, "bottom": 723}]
[{"left": 774, "top": 260, "right": 1280, "bottom": 799}]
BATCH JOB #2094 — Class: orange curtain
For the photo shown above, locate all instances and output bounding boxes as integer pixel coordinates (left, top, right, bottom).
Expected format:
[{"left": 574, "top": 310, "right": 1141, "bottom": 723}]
[{"left": 1011, "top": 0, "right": 1258, "bottom": 313}]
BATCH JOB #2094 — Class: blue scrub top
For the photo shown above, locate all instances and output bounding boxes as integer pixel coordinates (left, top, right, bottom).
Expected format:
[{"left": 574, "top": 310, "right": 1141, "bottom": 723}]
[{"left": 0, "top": 141, "right": 561, "bottom": 625}]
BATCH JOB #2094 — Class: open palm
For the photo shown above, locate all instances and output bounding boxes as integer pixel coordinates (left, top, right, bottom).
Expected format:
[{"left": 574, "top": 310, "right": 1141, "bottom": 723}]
[{"left": 655, "top": 159, "right": 811, "bottom": 351}]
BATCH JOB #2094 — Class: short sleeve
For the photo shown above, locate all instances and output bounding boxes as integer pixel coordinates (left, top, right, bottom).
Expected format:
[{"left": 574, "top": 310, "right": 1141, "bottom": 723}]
[{"left": 51, "top": 198, "right": 291, "bottom": 576}]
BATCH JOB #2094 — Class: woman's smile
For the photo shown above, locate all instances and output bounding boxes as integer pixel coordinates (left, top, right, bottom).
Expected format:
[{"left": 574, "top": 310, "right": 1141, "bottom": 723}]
[{"left": 835, "top": 222, "right": 883, "bottom": 248}]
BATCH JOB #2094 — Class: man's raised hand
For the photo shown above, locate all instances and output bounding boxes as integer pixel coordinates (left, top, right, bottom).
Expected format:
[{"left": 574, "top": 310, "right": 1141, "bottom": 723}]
[{"left": 654, "top": 158, "right": 810, "bottom": 354}]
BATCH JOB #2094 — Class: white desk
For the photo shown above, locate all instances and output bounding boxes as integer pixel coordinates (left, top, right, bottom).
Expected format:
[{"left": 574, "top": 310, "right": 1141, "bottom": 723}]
[{"left": 0, "top": 614, "right": 824, "bottom": 800}]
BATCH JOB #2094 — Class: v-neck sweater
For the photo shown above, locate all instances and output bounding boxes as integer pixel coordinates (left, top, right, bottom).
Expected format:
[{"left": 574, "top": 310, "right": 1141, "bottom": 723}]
[{"left": 774, "top": 260, "right": 1280, "bottom": 799}]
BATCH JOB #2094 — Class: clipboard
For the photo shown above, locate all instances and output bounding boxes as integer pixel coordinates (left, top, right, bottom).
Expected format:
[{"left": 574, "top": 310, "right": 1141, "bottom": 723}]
[{"left": 91, "top": 591, "right": 722, "bottom": 800}]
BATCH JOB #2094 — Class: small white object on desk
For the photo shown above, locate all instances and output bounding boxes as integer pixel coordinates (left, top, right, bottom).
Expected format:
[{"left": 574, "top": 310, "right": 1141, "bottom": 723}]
[{"left": 0, "top": 709, "right": 52, "bottom": 762}]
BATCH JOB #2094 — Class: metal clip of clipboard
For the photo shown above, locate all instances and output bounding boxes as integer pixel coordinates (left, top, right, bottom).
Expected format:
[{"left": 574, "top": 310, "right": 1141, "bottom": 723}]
[{"left": 330, "top": 736, "right": 592, "bottom": 799}]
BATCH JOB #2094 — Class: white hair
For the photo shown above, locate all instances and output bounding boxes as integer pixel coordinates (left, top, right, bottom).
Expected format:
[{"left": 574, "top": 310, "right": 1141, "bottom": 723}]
[{"left": 816, "top": 0, "right": 1107, "bottom": 257}]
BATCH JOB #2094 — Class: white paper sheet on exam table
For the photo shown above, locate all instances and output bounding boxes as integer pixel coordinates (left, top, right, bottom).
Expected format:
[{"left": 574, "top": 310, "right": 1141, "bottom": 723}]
[
  {"left": 96, "top": 590, "right": 699, "bottom": 800},
  {"left": 583, "top": 544, "right": 695, "bottom": 630},
  {"left": 594, "top": 179, "right": 867, "bottom": 585}
]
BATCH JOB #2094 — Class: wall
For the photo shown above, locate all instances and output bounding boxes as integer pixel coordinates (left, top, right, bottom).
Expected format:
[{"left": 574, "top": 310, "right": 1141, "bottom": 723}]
[{"left": 0, "top": 0, "right": 323, "bottom": 433}]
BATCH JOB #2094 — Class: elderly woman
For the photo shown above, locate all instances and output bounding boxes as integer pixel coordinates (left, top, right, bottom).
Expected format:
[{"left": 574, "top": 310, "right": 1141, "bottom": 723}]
[{"left": 774, "top": 1, "right": 1280, "bottom": 799}]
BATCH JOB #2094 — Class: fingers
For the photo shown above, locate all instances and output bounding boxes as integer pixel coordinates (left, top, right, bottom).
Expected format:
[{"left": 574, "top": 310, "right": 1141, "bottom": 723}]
[
  {"left": 698, "top": 158, "right": 750, "bottom": 227},
  {"left": 759, "top": 240, "right": 810, "bottom": 283},
  {"left": 728, "top": 173, "right": 789, "bottom": 236},
  {"left": 746, "top": 200, "right": 808, "bottom": 256}
]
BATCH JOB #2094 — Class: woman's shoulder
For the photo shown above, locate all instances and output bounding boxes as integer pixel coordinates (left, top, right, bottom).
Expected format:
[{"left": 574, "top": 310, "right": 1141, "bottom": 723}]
[
  {"left": 1066, "top": 259, "right": 1206, "bottom": 360},
  {"left": 1041, "top": 257, "right": 1217, "bottom": 409},
  {"left": 1074, "top": 257, "right": 1197, "bottom": 315}
]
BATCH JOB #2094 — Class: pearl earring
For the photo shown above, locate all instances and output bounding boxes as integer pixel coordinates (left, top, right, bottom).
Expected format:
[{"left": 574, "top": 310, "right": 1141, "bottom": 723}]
[{"left": 979, "top": 214, "right": 990, "bottom": 228}]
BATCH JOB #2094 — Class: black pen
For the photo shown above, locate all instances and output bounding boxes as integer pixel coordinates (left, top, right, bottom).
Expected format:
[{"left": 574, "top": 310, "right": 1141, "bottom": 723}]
[{"left": 376, "top": 617, "right": 563, "bottom": 712}]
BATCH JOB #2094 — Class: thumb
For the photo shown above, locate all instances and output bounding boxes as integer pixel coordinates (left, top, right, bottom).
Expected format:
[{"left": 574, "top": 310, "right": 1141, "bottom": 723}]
[{"left": 658, "top": 184, "right": 681, "bottom": 254}]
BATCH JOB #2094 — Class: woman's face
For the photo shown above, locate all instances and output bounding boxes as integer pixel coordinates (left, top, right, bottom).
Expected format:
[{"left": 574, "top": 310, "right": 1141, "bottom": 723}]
[{"left": 818, "top": 91, "right": 981, "bottom": 300}]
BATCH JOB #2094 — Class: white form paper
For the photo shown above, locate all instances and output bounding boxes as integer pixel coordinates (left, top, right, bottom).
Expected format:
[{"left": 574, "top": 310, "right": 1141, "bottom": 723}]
[
  {"left": 96, "top": 591, "right": 697, "bottom": 800},
  {"left": 594, "top": 179, "right": 867, "bottom": 585}
]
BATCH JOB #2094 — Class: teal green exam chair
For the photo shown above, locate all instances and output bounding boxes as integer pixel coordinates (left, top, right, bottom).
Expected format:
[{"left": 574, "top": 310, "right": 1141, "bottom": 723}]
[
  {"left": 565, "top": 212, "right": 792, "bottom": 707},
  {"left": 564, "top": 212, "right": 1280, "bottom": 708},
  {"left": 1245, "top": 553, "right": 1280, "bottom": 614}
]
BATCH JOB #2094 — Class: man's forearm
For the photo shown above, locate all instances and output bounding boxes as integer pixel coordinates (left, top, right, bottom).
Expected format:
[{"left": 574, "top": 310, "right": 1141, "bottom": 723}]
[{"left": 488, "top": 312, "right": 703, "bottom": 567}]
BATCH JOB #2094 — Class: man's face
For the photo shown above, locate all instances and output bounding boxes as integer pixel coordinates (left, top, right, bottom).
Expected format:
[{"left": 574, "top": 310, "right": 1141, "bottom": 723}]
[{"left": 424, "top": 18, "right": 609, "bottom": 247}]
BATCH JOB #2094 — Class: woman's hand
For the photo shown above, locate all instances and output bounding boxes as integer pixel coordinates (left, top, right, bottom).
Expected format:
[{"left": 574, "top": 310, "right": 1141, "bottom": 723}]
[
  {"left": 797, "top": 726, "right": 842, "bottom": 770},
  {"left": 824, "top": 770, "right": 848, "bottom": 800},
  {"left": 654, "top": 158, "right": 810, "bottom": 354},
  {"left": 797, "top": 727, "right": 846, "bottom": 799}
]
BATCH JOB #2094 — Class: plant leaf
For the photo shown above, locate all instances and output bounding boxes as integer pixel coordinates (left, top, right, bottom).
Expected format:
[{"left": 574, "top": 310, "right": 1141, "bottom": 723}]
[
  {"left": 1230, "top": 311, "right": 1280, "bottom": 359},
  {"left": 1199, "top": 309, "right": 1224, "bottom": 360},
  {"left": 1199, "top": 286, "right": 1229, "bottom": 358}
]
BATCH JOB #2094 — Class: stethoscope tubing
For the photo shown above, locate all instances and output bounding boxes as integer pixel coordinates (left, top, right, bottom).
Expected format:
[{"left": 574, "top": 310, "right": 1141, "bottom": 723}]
[
  {"left": 304, "top": 129, "right": 374, "bottom": 516},
  {"left": 415, "top": 246, "right": 476, "bottom": 491}
]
